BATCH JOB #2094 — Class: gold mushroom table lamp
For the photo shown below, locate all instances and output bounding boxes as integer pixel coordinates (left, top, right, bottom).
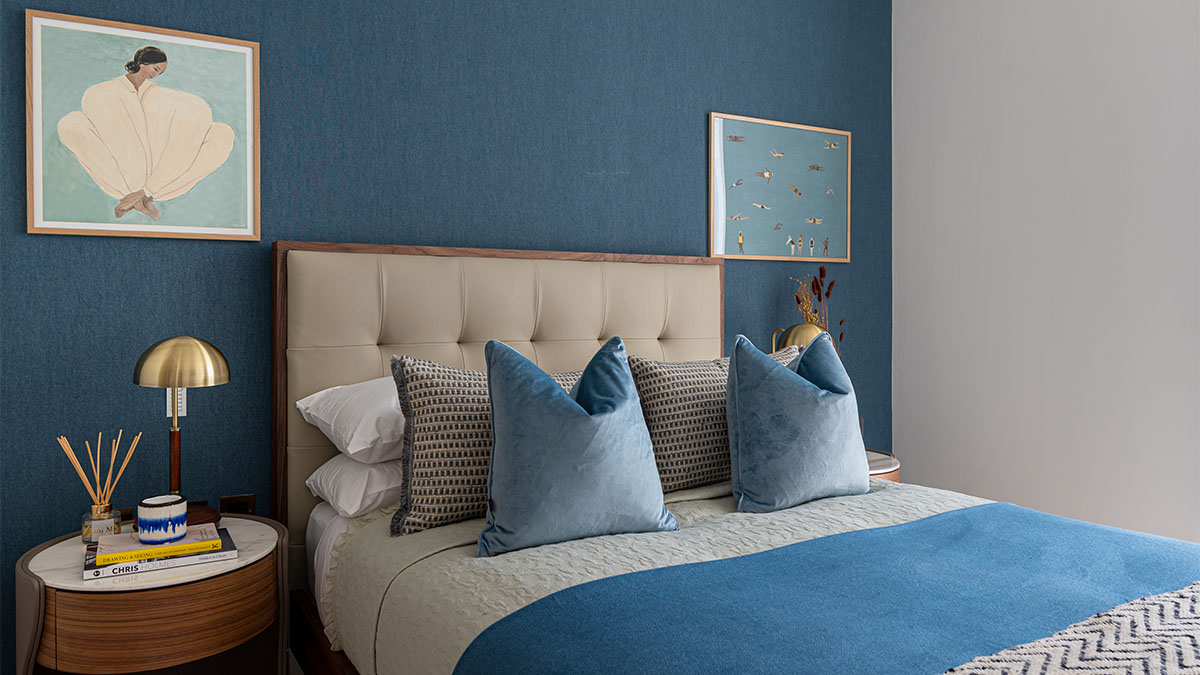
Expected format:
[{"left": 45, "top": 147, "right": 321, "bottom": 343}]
[{"left": 133, "top": 336, "right": 229, "bottom": 526}]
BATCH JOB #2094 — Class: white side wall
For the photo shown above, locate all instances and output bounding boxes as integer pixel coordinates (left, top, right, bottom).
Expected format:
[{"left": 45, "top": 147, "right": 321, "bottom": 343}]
[{"left": 893, "top": 0, "right": 1200, "bottom": 541}]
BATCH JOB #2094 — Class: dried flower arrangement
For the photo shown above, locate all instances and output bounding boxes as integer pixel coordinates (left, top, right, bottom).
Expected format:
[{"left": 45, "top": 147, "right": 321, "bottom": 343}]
[{"left": 790, "top": 265, "right": 845, "bottom": 351}]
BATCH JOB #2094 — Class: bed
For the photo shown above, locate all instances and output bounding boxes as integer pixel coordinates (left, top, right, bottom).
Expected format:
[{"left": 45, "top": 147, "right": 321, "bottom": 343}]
[{"left": 272, "top": 241, "right": 1200, "bottom": 675}]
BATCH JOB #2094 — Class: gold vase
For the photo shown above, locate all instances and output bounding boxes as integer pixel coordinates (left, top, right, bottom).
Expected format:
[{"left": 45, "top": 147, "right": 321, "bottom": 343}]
[{"left": 771, "top": 322, "right": 826, "bottom": 352}]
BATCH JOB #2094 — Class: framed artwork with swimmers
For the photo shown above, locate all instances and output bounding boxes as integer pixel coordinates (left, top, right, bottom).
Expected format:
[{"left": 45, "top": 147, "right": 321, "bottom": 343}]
[
  {"left": 26, "top": 10, "right": 259, "bottom": 240},
  {"left": 709, "top": 112, "right": 849, "bottom": 262}
]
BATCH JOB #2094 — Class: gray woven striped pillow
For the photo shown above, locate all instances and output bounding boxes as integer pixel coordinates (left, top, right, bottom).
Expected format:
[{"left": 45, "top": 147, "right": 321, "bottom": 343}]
[
  {"left": 628, "top": 346, "right": 799, "bottom": 493},
  {"left": 389, "top": 354, "right": 580, "bottom": 535}
]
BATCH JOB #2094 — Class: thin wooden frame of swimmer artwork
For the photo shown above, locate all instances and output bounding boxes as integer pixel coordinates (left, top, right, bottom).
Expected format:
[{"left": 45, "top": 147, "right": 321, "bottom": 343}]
[
  {"left": 709, "top": 112, "right": 850, "bottom": 262},
  {"left": 26, "top": 10, "right": 260, "bottom": 240}
]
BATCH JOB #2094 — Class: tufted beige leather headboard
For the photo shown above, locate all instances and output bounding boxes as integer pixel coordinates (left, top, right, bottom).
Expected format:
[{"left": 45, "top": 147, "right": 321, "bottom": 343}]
[{"left": 271, "top": 241, "right": 724, "bottom": 589}]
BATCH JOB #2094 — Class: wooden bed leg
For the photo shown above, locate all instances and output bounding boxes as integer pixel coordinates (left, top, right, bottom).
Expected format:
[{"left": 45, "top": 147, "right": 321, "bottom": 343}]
[{"left": 290, "top": 589, "right": 360, "bottom": 675}]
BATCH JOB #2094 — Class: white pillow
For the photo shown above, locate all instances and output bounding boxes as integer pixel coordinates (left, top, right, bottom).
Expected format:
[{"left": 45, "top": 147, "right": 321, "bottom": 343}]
[
  {"left": 305, "top": 454, "right": 404, "bottom": 518},
  {"left": 296, "top": 376, "right": 405, "bottom": 464}
]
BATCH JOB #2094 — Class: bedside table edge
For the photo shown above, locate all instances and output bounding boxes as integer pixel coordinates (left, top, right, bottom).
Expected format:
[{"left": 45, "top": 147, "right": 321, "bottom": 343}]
[
  {"left": 237, "top": 514, "right": 290, "bottom": 675},
  {"left": 15, "top": 532, "right": 73, "bottom": 675}
]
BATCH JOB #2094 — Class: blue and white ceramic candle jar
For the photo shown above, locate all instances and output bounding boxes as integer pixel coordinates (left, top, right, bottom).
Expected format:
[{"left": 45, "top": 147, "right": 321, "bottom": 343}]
[{"left": 137, "top": 494, "right": 187, "bottom": 544}]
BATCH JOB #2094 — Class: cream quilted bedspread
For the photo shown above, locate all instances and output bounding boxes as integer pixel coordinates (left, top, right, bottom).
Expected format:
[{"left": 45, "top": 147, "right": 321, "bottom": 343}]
[{"left": 324, "top": 479, "right": 990, "bottom": 675}]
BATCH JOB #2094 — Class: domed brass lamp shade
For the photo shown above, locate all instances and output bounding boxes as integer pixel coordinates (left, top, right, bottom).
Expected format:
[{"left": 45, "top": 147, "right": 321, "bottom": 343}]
[
  {"left": 133, "top": 336, "right": 230, "bottom": 526},
  {"left": 771, "top": 322, "right": 826, "bottom": 352},
  {"left": 133, "top": 336, "right": 230, "bottom": 389}
]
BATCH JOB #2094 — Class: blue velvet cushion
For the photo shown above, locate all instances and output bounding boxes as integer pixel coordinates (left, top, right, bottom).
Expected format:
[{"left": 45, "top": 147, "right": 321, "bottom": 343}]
[
  {"left": 478, "top": 337, "right": 679, "bottom": 556},
  {"left": 727, "top": 333, "right": 869, "bottom": 513}
]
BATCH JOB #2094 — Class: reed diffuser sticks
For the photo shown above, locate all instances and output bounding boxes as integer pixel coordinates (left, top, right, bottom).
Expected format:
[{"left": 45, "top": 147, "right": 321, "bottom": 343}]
[{"left": 57, "top": 431, "right": 142, "bottom": 505}]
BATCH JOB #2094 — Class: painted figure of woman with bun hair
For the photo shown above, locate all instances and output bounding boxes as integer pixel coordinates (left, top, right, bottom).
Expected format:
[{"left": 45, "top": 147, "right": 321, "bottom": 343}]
[{"left": 57, "top": 46, "right": 234, "bottom": 220}]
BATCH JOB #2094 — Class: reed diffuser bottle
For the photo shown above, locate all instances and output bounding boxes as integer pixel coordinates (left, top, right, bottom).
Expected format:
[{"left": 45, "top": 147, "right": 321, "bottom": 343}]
[
  {"left": 57, "top": 430, "right": 142, "bottom": 543},
  {"left": 82, "top": 504, "right": 121, "bottom": 543}
]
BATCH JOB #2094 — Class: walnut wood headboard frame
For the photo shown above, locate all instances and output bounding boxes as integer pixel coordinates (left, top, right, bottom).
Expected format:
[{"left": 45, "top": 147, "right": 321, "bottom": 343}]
[{"left": 270, "top": 240, "right": 724, "bottom": 587}]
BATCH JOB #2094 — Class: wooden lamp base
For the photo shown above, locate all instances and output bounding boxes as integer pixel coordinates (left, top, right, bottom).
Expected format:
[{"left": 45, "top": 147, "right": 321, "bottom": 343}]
[
  {"left": 169, "top": 428, "right": 221, "bottom": 526},
  {"left": 187, "top": 503, "right": 221, "bottom": 526}
]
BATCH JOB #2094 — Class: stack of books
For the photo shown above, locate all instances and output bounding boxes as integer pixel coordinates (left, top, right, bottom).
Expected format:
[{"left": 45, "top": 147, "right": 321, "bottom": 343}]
[{"left": 83, "top": 523, "right": 238, "bottom": 580}]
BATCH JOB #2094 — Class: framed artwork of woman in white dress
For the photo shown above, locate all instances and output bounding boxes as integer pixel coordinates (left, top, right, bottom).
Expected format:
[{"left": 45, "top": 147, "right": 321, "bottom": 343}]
[{"left": 26, "top": 10, "right": 259, "bottom": 240}]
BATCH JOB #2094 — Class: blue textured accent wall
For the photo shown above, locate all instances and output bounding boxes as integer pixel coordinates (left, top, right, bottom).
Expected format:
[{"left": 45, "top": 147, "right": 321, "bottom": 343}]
[{"left": 0, "top": 1, "right": 890, "bottom": 667}]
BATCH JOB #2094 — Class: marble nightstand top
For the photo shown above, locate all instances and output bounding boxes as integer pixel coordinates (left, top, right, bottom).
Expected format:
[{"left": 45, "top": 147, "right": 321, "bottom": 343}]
[{"left": 28, "top": 516, "right": 277, "bottom": 592}]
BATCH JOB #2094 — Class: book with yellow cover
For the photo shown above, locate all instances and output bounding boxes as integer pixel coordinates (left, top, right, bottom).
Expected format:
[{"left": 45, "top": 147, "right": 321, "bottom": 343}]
[
  {"left": 84, "top": 528, "right": 237, "bottom": 580},
  {"left": 95, "top": 523, "right": 221, "bottom": 565}
]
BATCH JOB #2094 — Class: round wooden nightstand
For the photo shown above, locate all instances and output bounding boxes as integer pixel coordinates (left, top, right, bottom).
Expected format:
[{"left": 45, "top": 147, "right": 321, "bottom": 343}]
[
  {"left": 867, "top": 449, "right": 900, "bottom": 482},
  {"left": 14, "top": 515, "right": 287, "bottom": 675}
]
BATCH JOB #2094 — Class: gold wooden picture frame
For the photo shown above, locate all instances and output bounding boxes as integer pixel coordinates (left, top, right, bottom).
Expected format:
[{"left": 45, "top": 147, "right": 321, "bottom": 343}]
[
  {"left": 26, "top": 10, "right": 260, "bottom": 240},
  {"left": 709, "top": 112, "right": 850, "bottom": 262}
]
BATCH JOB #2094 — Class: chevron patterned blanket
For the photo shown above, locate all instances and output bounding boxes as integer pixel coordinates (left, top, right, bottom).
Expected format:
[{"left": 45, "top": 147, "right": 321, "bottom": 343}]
[{"left": 946, "top": 582, "right": 1200, "bottom": 674}]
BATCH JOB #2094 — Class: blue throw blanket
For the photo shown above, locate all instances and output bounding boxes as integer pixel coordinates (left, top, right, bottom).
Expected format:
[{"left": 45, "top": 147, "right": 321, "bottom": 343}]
[{"left": 454, "top": 502, "right": 1200, "bottom": 674}]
